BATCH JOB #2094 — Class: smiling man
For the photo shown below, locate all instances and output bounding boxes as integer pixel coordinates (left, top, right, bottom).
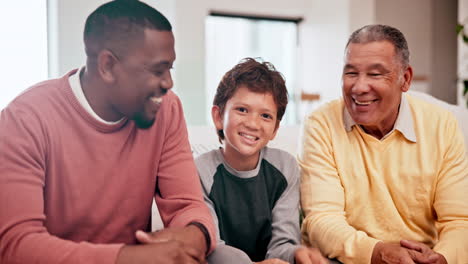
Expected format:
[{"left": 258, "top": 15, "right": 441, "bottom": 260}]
[
  {"left": 0, "top": 1, "right": 216, "bottom": 264},
  {"left": 299, "top": 25, "right": 468, "bottom": 264}
]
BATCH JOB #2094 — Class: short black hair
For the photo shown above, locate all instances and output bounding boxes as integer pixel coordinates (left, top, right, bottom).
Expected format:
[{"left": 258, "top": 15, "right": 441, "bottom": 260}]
[{"left": 84, "top": 0, "right": 172, "bottom": 59}]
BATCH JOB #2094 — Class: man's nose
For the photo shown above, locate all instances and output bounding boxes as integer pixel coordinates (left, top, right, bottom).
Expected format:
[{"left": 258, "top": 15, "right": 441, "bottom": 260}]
[
  {"left": 351, "top": 75, "right": 371, "bottom": 94},
  {"left": 161, "top": 70, "right": 173, "bottom": 90}
]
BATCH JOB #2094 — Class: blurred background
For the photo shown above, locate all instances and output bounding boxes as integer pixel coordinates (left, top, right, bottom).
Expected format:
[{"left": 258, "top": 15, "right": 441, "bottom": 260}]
[{"left": 1, "top": 0, "right": 467, "bottom": 126}]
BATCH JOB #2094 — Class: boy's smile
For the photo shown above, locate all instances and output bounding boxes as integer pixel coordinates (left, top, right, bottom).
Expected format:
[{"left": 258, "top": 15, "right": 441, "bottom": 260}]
[{"left": 212, "top": 86, "right": 279, "bottom": 171}]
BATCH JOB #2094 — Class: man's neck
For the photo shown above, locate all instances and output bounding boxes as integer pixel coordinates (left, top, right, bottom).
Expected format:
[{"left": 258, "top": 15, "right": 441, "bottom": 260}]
[{"left": 80, "top": 69, "right": 122, "bottom": 122}]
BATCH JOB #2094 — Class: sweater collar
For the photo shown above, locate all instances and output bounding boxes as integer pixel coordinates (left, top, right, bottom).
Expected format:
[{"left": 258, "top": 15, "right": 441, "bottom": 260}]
[{"left": 63, "top": 69, "right": 129, "bottom": 133}]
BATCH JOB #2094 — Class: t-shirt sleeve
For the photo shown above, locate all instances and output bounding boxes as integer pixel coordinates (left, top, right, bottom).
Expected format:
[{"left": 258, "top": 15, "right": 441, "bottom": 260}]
[{"left": 265, "top": 151, "right": 302, "bottom": 263}]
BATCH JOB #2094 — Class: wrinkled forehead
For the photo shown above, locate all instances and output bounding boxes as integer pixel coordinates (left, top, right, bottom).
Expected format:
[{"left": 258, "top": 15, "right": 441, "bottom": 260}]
[{"left": 343, "top": 41, "right": 402, "bottom": 68}]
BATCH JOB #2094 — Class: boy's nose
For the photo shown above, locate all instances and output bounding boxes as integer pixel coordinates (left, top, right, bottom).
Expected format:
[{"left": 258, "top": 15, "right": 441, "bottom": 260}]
[{"left": 244, "top": 115, "right": 260, "bottom": 130}]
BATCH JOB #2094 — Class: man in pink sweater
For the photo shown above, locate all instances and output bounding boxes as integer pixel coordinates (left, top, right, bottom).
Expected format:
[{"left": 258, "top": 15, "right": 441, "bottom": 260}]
[{"left": 0, "top": 1, "right": 217, "bottom": 263}]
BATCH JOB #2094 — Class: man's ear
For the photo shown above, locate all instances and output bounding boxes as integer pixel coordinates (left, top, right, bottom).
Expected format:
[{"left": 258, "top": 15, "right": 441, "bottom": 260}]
[
  {"left": 97, "top": 49, "right": 118, "bottom": 83},
  {"left": 211, "top": 105, "right": 223, "bottom": 130},
  {"left": 400, "top": 65, "right": 413, "bottom": 92}
]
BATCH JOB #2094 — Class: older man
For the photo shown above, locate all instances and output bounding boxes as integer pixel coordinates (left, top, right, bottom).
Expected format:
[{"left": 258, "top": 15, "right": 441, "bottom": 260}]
[
  {"left": 0, "top": 1, "right": 216, "bottom": 264},
  {"left": 299, "top": 25, "right": 468, "bottom": 264}
]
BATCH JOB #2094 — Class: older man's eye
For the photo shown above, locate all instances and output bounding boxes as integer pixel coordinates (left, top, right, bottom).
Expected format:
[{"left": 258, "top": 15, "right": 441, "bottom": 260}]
[{"left": 344, "top": 72, "right": 358, "bottom": 76}]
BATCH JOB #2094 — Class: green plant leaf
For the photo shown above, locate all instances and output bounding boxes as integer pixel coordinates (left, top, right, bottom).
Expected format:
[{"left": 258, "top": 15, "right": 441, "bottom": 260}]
[
  {"left": 464, "top": 80, "right": 468, "bottom": 96},
  {"left": 457, "top": 24, "right": 464, "bottom": 34}
]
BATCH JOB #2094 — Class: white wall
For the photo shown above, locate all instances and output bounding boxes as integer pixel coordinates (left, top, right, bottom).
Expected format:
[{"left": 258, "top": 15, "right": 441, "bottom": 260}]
[
  {"left": 349, "top": 0, "right": 376, "bottom": 33},
  {"left": 375, "top": 0, "right": 432, "bottom": 94},
  {"left": 375, "top": 0, "right": 458, "bottom": 103},
  {"left": 430, "top": 0, "right": 457, "bottom": 104},
  {"left": 0, "top": 1, "right": 48, "bottom": 110},
  {"left": 299, "top": 0, "right": 350, "bottom": 105}
]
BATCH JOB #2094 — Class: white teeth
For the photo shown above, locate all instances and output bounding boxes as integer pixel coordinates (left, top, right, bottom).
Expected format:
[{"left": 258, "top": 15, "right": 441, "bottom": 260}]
[
  {"left": 150, "top": 97, "right": 163, "bottom": 104},
  {"left": 354, "top": 99, "right": 374, "bottom": 105},
  {"left": 240, "top": 133, "right": 257, "bottom": 140}
]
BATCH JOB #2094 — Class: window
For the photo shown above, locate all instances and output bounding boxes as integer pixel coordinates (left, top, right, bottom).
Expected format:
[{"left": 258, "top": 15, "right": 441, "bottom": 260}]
[
  {"left": 0, "top": 1, "right": 48, "bottom": 110},
  {"left": 205, "top": 13, "right": 300, "bottom": 125}
]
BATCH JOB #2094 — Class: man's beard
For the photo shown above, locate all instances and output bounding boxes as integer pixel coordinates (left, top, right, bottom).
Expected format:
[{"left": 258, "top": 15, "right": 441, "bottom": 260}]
[{"left": 132, "top": 111, "right": 155, "bottom": 129}]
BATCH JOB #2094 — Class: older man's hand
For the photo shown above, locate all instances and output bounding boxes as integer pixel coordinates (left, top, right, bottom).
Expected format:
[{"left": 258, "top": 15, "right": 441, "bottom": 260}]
[
  {"left": 371, "top": 242, "right": 416, "bottom": 264},
  {"left": 400, "top": 240, "right": 447, "bottom": 264}
]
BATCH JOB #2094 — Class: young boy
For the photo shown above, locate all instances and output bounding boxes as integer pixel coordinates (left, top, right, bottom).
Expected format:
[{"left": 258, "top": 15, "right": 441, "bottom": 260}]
[{"left": 196, "top": 58, "right": 327, "bottom": 264}]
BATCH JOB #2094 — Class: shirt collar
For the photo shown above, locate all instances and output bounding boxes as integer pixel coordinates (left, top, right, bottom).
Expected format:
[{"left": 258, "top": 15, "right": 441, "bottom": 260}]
[
  {"left": 343, "top": 93, "right": 416, "bottom": 142},
  {"left": 69, "top": 67, "right": 124, "bottom": 125}
]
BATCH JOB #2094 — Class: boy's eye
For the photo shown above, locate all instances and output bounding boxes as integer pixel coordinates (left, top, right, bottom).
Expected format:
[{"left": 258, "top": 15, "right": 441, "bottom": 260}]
[
  {"left": 236, "top": 107, "right": 247, "bottom": 113},
  {"left": 261, "top": 113, "right": 273, "bottom": 119}
]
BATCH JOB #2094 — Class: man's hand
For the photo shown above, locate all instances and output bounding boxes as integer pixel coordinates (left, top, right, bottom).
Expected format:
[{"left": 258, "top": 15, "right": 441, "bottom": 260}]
[
  {"left": 400, "top": 240, "right": 447, "bottom": 264},
  {"left": 135, "top": 226, "right": 207, "bottom": 262},
  {"left": 295, "top": 246, "right": 328, "bottom": 264},
  {"left": 116, "top": 241, "right": 203, "bottom": 264},
  {"left": 254, "top": 258, "right": 289, "bottom": 264},
  {"left": 371, "top": 242, "right": 416, "bottom": 264}
]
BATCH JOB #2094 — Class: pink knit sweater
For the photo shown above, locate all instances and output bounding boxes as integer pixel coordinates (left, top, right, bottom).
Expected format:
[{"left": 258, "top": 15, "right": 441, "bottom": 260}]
[{"left": 0, "top": 71, "right": 216, "bottom": 264}]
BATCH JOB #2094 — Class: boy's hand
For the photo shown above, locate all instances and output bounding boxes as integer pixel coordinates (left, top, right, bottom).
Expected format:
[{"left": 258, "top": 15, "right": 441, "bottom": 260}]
[
  {"left": 254, "top": 258, "right": 288, "bottom": 264},
  {"left": 295, "top": 247, "right": 328, "bottom": 264},
  {"left": 135, "top": 226, "right": 207, "bottom": 263}
]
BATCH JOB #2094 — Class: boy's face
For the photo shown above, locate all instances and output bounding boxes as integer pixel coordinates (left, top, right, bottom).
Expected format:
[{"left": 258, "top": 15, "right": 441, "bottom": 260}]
[{"left": 212, "top": 85, "right": 279, "bottom": 170}]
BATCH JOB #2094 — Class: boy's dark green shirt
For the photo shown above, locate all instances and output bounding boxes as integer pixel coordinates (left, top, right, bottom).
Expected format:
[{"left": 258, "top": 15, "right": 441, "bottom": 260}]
[{"left": 195, "top": 147, "right": 301, "bottom": 263}]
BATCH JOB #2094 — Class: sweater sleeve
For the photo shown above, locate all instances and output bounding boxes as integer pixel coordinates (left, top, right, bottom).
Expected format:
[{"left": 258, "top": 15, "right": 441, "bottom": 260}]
[
  {"left": 0, "top": 106, "right": 122, "bottom": 264},
  {"left": 265, "top": 152, "right": 302, "bottom": 263},
  {"left": 154, "top": 95, "right": 217, "bottom": 253},
  {"left": 298, "top": 113, "right": 379, "bottom": 264},
  {"left": 432, "top": 115, "right": 468, "bottom": 263}
]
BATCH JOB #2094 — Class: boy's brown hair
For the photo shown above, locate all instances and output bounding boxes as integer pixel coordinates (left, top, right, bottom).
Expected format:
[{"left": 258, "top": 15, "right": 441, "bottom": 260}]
[{"left": 213, "top": 57, "right": 288, "bottom": 142}]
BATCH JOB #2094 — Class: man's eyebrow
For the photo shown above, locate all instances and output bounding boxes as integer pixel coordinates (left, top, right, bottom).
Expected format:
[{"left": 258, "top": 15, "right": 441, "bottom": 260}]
[
  {"left": 146, "top": 61, "right": 173, "bottom": 69},
  {"left": 367, "top": 63, "right": 389, "bottom": 72},
  {"left": 343, "top": 64, "right": 356, "bottom": 70}
]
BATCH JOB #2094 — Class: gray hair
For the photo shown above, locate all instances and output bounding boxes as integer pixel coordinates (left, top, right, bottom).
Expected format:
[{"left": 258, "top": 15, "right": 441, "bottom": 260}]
[{"left": 346, "top": 24, "right": 410, "bottom": 68}]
